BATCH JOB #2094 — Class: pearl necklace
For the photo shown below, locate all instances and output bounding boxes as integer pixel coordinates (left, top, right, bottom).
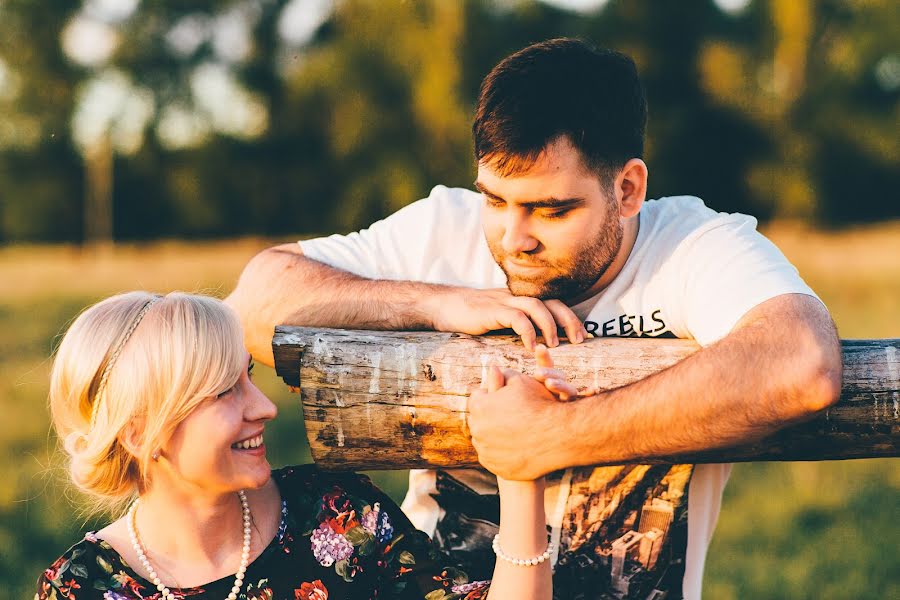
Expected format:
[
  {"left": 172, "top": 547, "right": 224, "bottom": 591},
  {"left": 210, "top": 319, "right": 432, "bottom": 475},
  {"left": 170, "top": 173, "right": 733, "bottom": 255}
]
[{"left": 127, "top": 490, "right": 251, "bottom": 600}]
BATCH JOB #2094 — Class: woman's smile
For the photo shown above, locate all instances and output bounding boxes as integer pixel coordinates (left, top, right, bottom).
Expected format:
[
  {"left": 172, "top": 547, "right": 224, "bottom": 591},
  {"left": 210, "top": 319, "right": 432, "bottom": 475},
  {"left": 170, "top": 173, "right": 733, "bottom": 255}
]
[{"left": 231, "top": 431, "right": 266, "bottom": 455}]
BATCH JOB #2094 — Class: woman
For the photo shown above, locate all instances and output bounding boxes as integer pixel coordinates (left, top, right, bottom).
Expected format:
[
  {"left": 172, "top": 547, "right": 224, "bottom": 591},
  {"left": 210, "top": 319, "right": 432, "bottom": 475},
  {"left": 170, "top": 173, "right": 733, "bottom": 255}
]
[{"left": 36, "top": 291, "right": 554, "bottom": 599}]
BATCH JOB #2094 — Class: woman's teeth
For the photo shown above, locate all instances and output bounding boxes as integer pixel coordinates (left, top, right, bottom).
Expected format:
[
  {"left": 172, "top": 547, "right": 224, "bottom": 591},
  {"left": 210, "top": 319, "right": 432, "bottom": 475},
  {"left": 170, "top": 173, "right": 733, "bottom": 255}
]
[{"left": 232, "top": 434, "right": 263, "bottom": 450}]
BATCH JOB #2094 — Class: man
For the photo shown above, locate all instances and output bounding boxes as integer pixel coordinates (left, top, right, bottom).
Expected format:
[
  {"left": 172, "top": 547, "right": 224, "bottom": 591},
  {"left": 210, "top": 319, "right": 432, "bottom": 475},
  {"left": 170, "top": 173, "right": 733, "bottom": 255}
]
[{"left": 227, "top": 39, "right": 841, "bottom": 599}]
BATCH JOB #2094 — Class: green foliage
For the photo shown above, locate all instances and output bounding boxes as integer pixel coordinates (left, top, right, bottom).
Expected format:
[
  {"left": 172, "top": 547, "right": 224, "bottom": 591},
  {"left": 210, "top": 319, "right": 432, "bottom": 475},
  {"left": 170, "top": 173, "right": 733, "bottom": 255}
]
[
  {"left": 706, "top": 460, "right": 900, "bottom": 599},
  {"left": 0, "top": 0, "right": 897, "bottom": 243}
]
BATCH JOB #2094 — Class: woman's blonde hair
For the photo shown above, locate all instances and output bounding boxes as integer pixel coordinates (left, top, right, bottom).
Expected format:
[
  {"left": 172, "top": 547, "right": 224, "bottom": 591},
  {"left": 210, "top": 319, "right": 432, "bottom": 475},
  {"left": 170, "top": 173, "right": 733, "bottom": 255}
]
[{"left": 50, "top": 291, "right": 245, "bottom": 514}]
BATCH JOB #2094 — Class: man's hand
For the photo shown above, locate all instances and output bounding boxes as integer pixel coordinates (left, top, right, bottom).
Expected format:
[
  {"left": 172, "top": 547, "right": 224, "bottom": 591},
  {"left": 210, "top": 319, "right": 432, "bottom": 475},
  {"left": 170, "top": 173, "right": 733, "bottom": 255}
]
[
  {"left": 469, "top": 366, "right": 576, "bottom": 480},
  {"left": 469, "top": 345, "right": 594, "bottom": 479},
  {"left": 427, "top": 287, "right": 588, "bottom": 351}
]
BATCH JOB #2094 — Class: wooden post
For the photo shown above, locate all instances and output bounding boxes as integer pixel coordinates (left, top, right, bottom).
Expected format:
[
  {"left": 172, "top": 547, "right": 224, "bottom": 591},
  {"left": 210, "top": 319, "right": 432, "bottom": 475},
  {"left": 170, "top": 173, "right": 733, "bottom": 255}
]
[{"left": 272, "top": 327, "right": 899, "bottom": 470}]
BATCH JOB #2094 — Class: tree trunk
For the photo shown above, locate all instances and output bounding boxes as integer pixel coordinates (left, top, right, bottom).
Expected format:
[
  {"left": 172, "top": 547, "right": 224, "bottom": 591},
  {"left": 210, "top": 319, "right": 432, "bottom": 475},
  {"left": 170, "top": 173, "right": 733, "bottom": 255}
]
[{"left": 83, "top": 133, "right": 113, "bottom": 246}]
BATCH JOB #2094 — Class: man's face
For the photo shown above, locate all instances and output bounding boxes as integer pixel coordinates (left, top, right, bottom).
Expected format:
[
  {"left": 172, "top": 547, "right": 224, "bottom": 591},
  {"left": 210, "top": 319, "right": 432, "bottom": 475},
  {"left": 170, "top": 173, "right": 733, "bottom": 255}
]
[{"left": 477, "top": 137, "right": 623, "bottom": 301}]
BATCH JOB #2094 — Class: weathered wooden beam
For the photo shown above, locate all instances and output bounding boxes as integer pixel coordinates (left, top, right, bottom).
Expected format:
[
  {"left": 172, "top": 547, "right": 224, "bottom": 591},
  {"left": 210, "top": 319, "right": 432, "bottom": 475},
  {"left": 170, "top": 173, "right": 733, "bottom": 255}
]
[{"left": 273, "top": 327, "right": 899, "bottom": 470}]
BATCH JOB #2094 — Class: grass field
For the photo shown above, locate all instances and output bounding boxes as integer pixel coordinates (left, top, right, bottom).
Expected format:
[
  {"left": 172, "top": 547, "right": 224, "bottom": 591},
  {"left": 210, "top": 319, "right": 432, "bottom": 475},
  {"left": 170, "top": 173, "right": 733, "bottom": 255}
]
[{"left": 1, "top": 222, "right": 898, "bottom": 598}]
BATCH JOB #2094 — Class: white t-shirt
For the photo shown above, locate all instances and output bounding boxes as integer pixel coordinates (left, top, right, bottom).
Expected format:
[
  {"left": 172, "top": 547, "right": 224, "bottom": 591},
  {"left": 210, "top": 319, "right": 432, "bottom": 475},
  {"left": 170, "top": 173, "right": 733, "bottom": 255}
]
[{"left": 301, "top": 185, "right": 818, "bottom": 599}]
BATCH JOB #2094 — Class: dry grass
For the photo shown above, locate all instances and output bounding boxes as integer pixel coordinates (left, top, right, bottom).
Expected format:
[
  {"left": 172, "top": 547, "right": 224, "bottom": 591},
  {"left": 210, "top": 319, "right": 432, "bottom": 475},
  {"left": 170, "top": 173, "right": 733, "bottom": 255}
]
[
  {"left": 763, "top": 220, "right": 900, "bottom": 338},
  {"left": 764, "top": 220, "right": 900, "bottom": 275},
  {"left": 1, "top": 222, "right": 898, "bottom": 598},
  {"left": 0, "top": 238, "right": 280, "bottom": 303},
  {"left": 2, "top": 221, "right": 899, "bottom": 332}
]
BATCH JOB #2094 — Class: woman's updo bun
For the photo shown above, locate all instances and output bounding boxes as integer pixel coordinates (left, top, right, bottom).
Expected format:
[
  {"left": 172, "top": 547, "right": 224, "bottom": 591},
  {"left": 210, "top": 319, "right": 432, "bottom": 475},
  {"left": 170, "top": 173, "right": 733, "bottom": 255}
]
[{"left": 49, "top": 291, "right": 244, "bottom": 514}]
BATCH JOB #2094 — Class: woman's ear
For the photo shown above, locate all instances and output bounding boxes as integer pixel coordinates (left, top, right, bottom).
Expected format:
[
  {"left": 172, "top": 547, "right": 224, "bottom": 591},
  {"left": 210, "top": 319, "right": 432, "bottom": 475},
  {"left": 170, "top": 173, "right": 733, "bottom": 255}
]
[
  {"left": 615, "top": 158, "right": 648, "bottom": 218},
  {"left": 117, "top": 417, "right": 145, "bottom": 459}
]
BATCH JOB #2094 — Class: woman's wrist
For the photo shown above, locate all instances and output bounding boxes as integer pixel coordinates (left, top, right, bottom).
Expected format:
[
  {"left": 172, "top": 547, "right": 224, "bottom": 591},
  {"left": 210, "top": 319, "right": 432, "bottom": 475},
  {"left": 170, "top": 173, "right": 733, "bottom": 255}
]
[
  {"left": 497, "top": 476, "right": 547, "bottom": 556},
  {"left": 497, "top": 476, "right": 545, "bottom": 499},
  {"left": 493, "top": 533, "right": 554, "bottom": 566}
]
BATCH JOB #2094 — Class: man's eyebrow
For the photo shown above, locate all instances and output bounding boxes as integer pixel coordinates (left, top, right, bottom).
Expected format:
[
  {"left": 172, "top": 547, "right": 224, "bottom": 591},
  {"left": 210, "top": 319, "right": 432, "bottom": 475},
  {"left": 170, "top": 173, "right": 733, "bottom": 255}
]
[
  {"left": 474, "top": 181, "right": 502, "bottom": 201},
  {"left": 474, "top": 180, "right": 587, "bottom": 209}
]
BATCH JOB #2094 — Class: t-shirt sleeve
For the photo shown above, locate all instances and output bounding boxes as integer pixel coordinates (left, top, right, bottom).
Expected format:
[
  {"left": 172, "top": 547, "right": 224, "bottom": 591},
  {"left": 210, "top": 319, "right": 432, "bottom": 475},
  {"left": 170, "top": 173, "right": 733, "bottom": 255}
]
[
  {"left": 299, "top": 185, "right": 484, "bottom": 283},
  {"left": 673, "top": 214, "right": 820, "bottom": 346}
]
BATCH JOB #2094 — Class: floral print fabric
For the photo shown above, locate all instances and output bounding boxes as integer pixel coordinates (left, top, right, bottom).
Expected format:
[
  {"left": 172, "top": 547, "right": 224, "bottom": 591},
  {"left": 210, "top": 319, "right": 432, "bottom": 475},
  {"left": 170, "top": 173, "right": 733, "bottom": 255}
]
[{"left": 35, "top": 465, "right": 489, "bottom": 600}]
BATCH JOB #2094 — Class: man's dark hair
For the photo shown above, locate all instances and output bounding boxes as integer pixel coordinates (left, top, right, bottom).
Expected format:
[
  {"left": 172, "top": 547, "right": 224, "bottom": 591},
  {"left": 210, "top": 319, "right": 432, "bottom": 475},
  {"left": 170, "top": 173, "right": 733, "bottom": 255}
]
[{"left": 473, "top": 38, "right": 647, "bottom": 180}]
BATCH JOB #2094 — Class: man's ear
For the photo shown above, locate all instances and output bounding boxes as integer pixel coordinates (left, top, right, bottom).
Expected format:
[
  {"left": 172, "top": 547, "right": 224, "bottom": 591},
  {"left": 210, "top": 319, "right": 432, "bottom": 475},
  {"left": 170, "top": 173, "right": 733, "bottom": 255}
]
[{"left": 615, "top": 158, "right": 648, "bottom": 218}]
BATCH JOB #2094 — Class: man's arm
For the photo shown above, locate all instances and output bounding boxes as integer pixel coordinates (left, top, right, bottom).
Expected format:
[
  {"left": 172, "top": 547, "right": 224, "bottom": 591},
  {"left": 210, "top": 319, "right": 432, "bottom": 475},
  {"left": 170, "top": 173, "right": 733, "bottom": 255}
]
[
  {"left": 226, "top": 243, "right": 587, "bottom": 365},
  {"left": 467, "top": 293, "right": 843, "bottom": 480}
]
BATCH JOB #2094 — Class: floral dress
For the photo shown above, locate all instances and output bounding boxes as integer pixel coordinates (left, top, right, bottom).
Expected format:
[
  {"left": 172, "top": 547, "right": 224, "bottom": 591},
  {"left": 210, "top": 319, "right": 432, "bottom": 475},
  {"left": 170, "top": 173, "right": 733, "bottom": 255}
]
[{"left": 35, "top": 465, "right": 490, "bottom": 600}]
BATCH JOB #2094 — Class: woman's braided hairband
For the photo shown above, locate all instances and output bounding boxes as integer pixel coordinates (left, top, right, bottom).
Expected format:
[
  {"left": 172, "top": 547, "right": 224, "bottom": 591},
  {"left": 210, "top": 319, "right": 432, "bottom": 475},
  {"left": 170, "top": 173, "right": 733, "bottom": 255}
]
[{"left": 89, "top": 296, "right": 162, "bottom": 432}]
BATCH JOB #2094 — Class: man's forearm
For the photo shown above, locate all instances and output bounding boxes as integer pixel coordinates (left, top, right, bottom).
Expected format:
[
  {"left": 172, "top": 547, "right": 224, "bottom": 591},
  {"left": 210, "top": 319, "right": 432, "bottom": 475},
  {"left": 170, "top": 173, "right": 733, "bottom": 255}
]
[
  {"left": 274, "top": 258, "right": 437, "bottom": 330},
  {"left": 226, "top": 244, "right": 445, "bottom": 365},
  {"left": 469, "top": 294, "right": 843, "bottom": 479},
  {"left": 229, "top": 244, "right": 591, "bottom": 366},
  {"left": 563, "top": 294, "right": 842, "bottom": 467}
]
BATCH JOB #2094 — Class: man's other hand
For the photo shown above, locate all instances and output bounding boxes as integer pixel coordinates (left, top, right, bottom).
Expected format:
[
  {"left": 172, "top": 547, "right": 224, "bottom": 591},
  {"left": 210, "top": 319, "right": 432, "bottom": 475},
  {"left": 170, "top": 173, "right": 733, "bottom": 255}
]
[
  {"left": 427, "top": 287, "right": 587, "bottom": 351},
  {"left": 468, "top": 367, "right": 576, "bottom": 480}
]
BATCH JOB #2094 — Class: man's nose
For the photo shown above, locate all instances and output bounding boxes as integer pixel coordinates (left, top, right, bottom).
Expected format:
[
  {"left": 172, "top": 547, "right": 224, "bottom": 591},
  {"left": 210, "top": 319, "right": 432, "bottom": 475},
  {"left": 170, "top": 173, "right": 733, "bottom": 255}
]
[{"left": 501, "top": 213, "right": 538, "bottom": 255}]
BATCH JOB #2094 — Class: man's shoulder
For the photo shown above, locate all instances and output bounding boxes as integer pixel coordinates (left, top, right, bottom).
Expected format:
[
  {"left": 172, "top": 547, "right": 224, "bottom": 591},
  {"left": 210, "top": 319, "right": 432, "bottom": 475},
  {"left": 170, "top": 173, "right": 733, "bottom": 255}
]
[
  {"left": 425, "top": 184, "right": 482, "bottom": 203},
  {"left": 644, "top": 195, "right": 726, "bottom": 223},
  {"left": 380, "top": 185, "right": 482, "bottom": 230},
  {"left": 642, "top": 195, "right": 759, "bottom": 242},
  {"left": 413, "top": 185, "right": 481, "bottom": 215}
]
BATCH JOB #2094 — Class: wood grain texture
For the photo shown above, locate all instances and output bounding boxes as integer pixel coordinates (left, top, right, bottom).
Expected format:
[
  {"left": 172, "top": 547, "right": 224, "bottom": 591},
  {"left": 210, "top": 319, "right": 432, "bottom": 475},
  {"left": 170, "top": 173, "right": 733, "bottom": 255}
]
[{"left": 273, "top": 327, "right": 900, "bottom": 470}]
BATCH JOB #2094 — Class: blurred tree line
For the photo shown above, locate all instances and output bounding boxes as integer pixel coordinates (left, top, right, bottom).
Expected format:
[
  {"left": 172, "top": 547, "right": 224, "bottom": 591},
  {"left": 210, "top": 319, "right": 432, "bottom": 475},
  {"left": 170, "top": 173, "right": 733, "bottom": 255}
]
[{"left": 0, "top": 0, "right": 897, "bottom": 244}]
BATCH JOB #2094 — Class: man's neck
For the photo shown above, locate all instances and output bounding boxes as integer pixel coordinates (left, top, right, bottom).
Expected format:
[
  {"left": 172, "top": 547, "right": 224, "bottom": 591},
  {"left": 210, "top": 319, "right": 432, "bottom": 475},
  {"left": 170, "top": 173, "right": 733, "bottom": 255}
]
[{"left": 566, "top": 212, "right": 640, "bottom": 306}]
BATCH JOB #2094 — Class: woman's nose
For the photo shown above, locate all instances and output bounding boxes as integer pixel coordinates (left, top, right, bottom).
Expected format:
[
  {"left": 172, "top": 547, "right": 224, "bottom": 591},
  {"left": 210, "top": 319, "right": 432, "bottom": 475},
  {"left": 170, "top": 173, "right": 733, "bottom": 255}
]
[{"left": 247, "top": 383, "right": 278, "bottom": 421}]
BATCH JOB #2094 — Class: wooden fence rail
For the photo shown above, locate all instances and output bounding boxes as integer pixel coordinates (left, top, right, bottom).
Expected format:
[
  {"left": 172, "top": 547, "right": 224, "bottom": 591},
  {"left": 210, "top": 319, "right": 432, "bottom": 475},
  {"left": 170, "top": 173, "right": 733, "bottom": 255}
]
[{"left": 272, "top": 327, "right": 899, "bottom": 470}]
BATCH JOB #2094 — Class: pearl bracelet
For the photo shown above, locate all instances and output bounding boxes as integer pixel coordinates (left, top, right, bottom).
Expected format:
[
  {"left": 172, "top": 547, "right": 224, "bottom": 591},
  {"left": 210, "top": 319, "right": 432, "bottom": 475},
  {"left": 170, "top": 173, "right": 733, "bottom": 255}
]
[{"left": 492, "top": 533, "right": 554, "bottom": 567}]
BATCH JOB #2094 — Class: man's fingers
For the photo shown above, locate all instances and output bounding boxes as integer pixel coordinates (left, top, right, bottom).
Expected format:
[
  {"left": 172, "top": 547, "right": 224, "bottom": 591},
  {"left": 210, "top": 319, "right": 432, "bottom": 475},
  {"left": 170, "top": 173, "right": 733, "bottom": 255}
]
[
  {"left": 543, "top": 299, "right": 587, "bottom": 344},
  {"left": 499, "top": 367, "right": 525, "bottom": 382},
  {"left": 578, "top": 386, "right": 601, "bottom": 398},
  {"left": 545, "top": 378, "right": 579, "bottom": 401},
  {"left": 479, "top": 361, "right": 506, "bottom": 391},
  {"left": 486, "top": 364, "right": 505, "bottom": 393},
  {"left": 506, "top": 296, "right": 559, "bottom": 347},
  {"left": 533, "top": 367, "right": 566, "bottom": 383},
  {"left": 502, "top": 309, "right": 538, "bottom": 351}
]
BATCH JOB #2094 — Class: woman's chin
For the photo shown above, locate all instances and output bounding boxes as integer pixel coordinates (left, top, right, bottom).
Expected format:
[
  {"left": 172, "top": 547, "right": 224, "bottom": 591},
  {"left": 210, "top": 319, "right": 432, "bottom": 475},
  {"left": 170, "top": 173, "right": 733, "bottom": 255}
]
[
  {"left": 229, "top": 446, "right": 272, "bottom": 486},
  {"left": 241, "top": 462, "right": 273, "bottom": 489}
]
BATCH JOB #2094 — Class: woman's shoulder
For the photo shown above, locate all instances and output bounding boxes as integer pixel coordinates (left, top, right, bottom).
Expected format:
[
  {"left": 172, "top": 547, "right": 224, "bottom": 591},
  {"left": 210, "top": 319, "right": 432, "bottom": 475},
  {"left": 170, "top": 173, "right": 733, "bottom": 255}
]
[
  {"left": 269, "top": 465, "right": 451, "bottom": 598},
  {"left": 272, "top": 464, "right": 419, "bottom": 543},
  {"left": 36, "top": 532, "right": 147, "bottom": 599},
  {"left": 273, "top": 464, "right": 384, "bottom": 503}
]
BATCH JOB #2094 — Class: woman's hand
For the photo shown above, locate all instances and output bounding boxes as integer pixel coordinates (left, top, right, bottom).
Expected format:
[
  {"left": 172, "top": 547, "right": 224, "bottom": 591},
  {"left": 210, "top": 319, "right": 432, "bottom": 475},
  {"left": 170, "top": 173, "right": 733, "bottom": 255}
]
[
  {"left": 531, "top": 343, "right": 598, "bottom": 401},
  {"left": 480, "top": 354, "right": 552, "bottom": 599},
  {"left": 480, "top": 362, "right": 546, "bottom": 486}
]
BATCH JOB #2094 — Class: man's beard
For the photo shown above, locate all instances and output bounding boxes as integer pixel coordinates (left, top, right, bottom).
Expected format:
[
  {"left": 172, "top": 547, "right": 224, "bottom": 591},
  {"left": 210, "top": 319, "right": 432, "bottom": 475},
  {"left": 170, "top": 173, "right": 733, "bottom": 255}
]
[{"left": 490, "top": 203, "right": 623, "bottom": 301}]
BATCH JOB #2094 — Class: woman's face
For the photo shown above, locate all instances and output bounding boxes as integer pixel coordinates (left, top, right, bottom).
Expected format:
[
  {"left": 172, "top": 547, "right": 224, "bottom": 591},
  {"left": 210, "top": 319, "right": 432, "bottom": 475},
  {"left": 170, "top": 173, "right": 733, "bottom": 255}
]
[{"left": 159, "top": 353, "right": 278, "bottom": 495}]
